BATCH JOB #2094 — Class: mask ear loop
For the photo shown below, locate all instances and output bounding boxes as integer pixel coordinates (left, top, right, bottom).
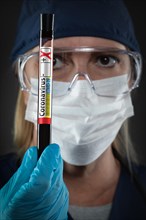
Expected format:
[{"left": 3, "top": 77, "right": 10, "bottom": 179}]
[{"left": 67, "top": 72, "right": 96, "bottom": 93}]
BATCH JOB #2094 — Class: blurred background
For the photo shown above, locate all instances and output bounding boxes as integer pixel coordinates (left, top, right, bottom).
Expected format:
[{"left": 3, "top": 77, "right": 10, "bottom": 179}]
[{"left": 0, "top": 1, "right": 146, "bottom": 163}]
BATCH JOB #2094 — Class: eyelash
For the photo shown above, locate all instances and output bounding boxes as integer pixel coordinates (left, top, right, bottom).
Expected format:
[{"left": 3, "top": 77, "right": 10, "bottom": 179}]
[
  {"left": 53, "top": 54, "right": 120, "bottom": 69},
  {"left": 95, "top": 55, "right": 119, "bottom": 67}
]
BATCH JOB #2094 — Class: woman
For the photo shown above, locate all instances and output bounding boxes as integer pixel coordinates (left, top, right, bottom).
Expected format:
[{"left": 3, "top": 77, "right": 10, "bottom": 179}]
[{"left": 0, "top": 0, "right": 146, "bottom": 220}]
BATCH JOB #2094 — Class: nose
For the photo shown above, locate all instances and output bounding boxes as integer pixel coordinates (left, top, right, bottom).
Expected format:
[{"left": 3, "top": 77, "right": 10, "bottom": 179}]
[{"left": 71, "top": 53, "right": 90, "bottom": 77}]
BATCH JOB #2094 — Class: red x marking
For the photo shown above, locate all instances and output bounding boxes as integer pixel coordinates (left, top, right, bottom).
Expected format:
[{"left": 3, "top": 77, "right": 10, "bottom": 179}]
[{"left": 40, "top": 51, "right": 51, "bottom": 59}]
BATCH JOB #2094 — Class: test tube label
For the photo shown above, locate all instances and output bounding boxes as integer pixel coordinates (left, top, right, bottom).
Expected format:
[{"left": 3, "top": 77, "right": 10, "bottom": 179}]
[{"left": 38, "top": 47, "right": 52, "bottom": 124}]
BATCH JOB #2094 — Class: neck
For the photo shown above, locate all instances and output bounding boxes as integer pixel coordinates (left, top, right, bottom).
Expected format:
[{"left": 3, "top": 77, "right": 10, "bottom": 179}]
[{"left": 63, "top": 147, "right": 121, "bottom": 206}]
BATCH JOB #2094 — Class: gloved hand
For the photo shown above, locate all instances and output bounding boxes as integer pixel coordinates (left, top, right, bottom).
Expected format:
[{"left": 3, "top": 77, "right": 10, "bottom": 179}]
[{"left": 0, "top": 143, "right": 69, "bottom": 220}]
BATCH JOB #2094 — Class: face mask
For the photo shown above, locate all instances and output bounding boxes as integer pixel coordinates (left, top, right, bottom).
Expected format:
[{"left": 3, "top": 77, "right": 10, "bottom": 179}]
[{"left": 25, "top": 76, "right": 134, "bottom": 166}]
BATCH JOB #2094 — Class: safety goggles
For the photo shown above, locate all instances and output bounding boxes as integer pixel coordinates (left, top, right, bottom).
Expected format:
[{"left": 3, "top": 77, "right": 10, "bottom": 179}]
[{"left": 17, "top": 46, "right": 142, "bottom": 97}]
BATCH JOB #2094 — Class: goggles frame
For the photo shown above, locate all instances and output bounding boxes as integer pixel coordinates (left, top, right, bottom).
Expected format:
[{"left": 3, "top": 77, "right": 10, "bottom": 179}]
[{"left": 17, "top": 46, "right": 142, "bottom": 95}]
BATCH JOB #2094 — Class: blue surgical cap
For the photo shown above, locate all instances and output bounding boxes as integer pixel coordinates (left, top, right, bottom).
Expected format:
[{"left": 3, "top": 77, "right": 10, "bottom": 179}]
[{"left": 11, "top": 0, "right": 140, "bottom": 62}]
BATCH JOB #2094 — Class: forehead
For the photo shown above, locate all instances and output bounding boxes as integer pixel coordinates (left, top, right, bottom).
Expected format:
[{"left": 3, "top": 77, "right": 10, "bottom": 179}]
[
  {"left": 54, "top": 37, "right": 126, "bottom": 50},
  {"left": 31, "top": 37, "right": 126, "bottom": 53}
]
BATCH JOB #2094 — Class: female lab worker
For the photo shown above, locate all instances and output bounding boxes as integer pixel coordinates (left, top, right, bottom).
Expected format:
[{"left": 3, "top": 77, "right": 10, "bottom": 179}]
[{"left": 0, "top": 0, "right": 146, "bottom": 220}]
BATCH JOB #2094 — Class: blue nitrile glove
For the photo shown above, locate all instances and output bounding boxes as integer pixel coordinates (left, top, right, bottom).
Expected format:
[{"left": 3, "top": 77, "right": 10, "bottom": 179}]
[{"left": 0, "top": 144, "right": 69, "bottom": 220}]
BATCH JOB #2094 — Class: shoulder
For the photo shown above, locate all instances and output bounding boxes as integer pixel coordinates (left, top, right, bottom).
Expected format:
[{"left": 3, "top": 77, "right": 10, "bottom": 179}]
[
  {"left": 132, "top": 163, "right": 146, "bottom": 190},
  {"left": 119, "top": 160, "right": 146, "bottom": 192},
  {"left": 110, "top": 162, "right": 146, "bottom": 219},
  {"left": 0, "top": 152, "right": 20, "bottom": 189},
  {"left": 132, "top": 162, "right": 146, "bottom": 179},
  {"left": 120, "top": 161, "right": 146, "bottom": 204},
  {"left": 133, "top": 163, "right": 146, "bottom": 175}
]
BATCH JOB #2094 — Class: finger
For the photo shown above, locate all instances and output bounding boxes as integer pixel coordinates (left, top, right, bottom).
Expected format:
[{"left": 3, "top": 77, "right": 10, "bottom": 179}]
[
  {"left": 50, "top": 156, "right": 64, "bottom": 188},
  {"left": 41, "top": 156, "right": 66, "bottom": 203},
  {"left": 28, "top": 143, "right": 61, "bottom": 193},
  {"left": 42, "top": 179, "right": 69, "bottom": 219},
  {"left": 1, "top": 147, "right": 38, "bottom": 206},
  {"left": 13, "top": 146, "right": 38, "bottom": 185}
]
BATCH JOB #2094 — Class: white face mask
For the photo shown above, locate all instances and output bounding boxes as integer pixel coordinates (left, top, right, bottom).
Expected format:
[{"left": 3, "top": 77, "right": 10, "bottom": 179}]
[{"left": 25, "top": 76, "right": 134, "bottom": 165}]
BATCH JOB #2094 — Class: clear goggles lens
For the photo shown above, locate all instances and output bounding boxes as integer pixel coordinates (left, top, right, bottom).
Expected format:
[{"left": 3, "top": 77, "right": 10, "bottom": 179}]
[{"left": 17, "top": 47, "right": 142, "bottom": 97}]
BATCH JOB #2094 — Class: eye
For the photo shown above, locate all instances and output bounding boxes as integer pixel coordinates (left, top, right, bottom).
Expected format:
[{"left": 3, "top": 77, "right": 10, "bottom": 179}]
[
  {"left": 96, "top": 55, "right": 119, "bottom": 67},
  {"left": 53, "top": 55, "right": 65, "bottom": 69}
]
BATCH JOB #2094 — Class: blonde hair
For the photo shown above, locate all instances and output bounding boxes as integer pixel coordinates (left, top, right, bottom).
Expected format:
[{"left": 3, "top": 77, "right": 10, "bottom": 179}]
[
  {"left": 113, "top": 120, "right": 139, "bottom": 167},
  {"left": 14, "top": 89, "right": 34, "bottom": 157}
]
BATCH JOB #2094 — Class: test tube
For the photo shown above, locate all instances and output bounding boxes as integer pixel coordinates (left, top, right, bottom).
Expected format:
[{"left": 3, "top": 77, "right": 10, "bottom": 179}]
[{"left": 38, "top": 13, "right": 54, "bottom": 157}]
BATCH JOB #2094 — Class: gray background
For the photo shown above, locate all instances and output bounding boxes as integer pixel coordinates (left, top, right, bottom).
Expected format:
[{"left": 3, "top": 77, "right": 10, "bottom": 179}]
[{"left": 0, "top": 1, "right": 145, "bottom": 163}]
